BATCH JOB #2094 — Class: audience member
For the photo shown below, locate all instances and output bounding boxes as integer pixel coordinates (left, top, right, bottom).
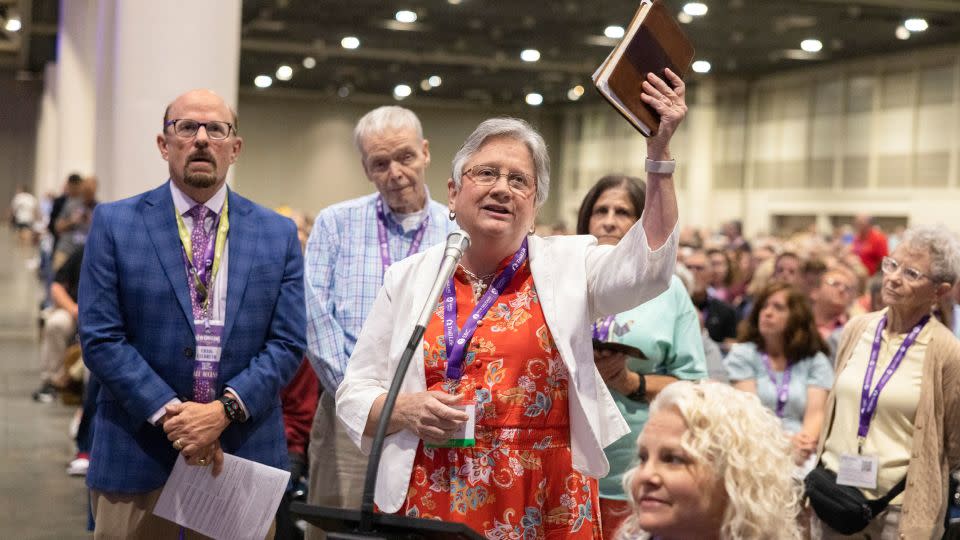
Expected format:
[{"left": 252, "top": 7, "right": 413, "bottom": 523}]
[
  {"left": 337, "top": 68, "right": 684, "bottom": 537},
  {"left": 685, "top": 248, "right": 738, "bottom": 350},
  {"left": 576, "top": 174, "right": 706, "bottom": 536},
  {"left": 33, "top": 246, "right": 84, "bottom": 403},
  {"left": 52, "top": 176, "right": 97, "bottom": 270},
  {"left": 773, "top": 251, "right": 803, "bottom": 286},
  {"left": 78, "top": 89, "right": 306, "bottom": 538},
  {"left": 813, "top": 225, "right": 960, "bottom": 538},
  {"left": 302, "top": 106, "right": 456, "bottom": 537},
  {"left": 47, "top": 173, "right": 83, "bottom": 248},
  {"left": 617, "top": 381, "right": 802, "bottom": 540},
  {"left": 851, "top": 213, "right": 888, "bottom": 276},
  {"left": 810, "top": 264, "right": 858, "bottom": 356},
  {"left": 706, "top": 247, "right": 734, "bottom": 302},
  {"left": 725, "top": 283, "right": 832, "bottom": 468},
  {"left": 9, "top": 184, "right": 39, "bottom": 247}
]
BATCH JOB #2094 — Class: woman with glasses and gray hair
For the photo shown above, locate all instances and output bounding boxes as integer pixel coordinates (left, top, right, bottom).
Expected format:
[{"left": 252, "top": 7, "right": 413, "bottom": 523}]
[
  {"left": 336, "top": 69, "right": 686, "bottom": 538},
  {"left": 810, "top": 225, "right": 960, "bottom": 539}
]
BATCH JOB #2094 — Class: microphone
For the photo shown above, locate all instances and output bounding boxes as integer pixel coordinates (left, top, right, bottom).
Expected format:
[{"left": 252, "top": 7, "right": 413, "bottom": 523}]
[{"left": 414, "top": 230, "right": 470, "bottom": 328}]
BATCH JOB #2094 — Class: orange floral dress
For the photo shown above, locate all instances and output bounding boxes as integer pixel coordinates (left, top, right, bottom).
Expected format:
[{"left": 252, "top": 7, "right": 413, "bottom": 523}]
[{"left": 398, "top": 258, "right": 602, "bottom": 539}]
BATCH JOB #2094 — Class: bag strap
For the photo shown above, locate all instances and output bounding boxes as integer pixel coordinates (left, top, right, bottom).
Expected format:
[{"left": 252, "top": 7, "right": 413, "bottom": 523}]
[{"left": 867, "top": 476, "right": 908, "bottom": 515}]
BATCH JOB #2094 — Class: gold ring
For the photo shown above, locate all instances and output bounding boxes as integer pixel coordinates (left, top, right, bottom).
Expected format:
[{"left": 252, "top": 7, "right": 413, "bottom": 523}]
[
  {"left": 198, "top": 457, "right": 208, "bottom": 466},
  {"left": 173, "top": 439, "right": 183, "bottom": 451}
]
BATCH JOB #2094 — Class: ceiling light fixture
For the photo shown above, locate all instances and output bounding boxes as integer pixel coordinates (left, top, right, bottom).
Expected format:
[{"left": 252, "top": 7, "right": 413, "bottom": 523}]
[
  {"left": 525, "top": 93, "right": 543, "bottom": 106},
  {"left": 448, "top": 0, "right": 462, "bottom": 4},
  {"left": 604, "top": 25, "right": 625, "bottom": 39},
  {"left": 5, "top": 17, "right": 22, "bottom": 32},
  {"left": 567, "top": 85, "right": 585, "bottom": 101},
  {"left": 420, "top": 80, "right": 432, "bottom": 91},
  {"left": 341, "top": 36, "right": 360, "bottom": 49},
  {"left": 254, "top": 75, "right": 272, "bottom": 89},
  {"left": 904, "top": 18, "right": 928, "bottom": 32},
  {"left": 677, "top": 12, "right": 693, "bottom": 24},
  {"left": 692, "top": 60, "right": 712, "bottom": 73},
  {"left": 396, "top": 10, "right": 417, "bottom": 23},
  {"left": 520, "top": 49, "right": 541, "bottom": 62},
  {"left": 393, "top": 84, "right": 412, "bottom": 100},
  {"left": 895, "top": 26, "right": 910, "bottom": 40},
  {"left": 428, "top": 75, "right": 442, "bottom": 87},
  {"left": 302, "top": 57, "right": 317, "bottom": 69},
  {"left": 800, "top": 39, "right": 823, "bottom": 52},
  {"left": 683, "top": 2, "right": 708, "bottom": 16},
  {"left": 276, "top": 65, "right": 293, "bottom": 81}
]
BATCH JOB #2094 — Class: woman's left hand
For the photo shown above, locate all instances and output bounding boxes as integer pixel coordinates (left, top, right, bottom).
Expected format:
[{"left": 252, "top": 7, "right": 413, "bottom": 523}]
[
  {"left": 594, "top": 349, "right": 636, "bottom": 395},
  {"left": 641, "top": 68, "right": 688, "bottom": 160}
]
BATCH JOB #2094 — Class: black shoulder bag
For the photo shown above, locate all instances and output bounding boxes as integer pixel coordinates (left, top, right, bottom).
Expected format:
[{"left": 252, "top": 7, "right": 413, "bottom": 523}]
[{"left": 805, "top": 466, "right": 906, "bottom": 535}]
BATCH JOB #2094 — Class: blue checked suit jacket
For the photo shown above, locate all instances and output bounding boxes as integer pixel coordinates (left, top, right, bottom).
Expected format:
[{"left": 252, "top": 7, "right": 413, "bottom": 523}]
[{"left": 78, "top": 182, "right": 306, "bottom": 493}]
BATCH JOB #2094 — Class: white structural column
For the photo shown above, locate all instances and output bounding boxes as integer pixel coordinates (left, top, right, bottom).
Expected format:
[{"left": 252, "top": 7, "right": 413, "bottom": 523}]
[
  {"left": 34, "top": 62, "right": 60, "bottom": 195},
  {"left": 683, "top": 78, "right": 717, "bottom": 230},
  {"left": 94, "top": 0, "right": 241, "bottom": 201},
  {"left": 54, "top": 0, "right": 98, "bottom": 185}
]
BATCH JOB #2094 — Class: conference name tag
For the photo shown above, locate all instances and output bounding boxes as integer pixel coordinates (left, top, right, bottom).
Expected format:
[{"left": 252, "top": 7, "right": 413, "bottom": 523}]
[
  {"left": 836, "top": 453, "right": 879, "bottom": 489},
  {"left": 193, "top": 320, "right": 224, "bottom": 380},
  {"left": 427, "top": 402, "right": 476, "bottom": 448}
]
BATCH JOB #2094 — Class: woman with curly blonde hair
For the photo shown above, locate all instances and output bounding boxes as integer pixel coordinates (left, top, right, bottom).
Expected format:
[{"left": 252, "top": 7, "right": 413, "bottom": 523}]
[{"left": 618, "top": 381, "right": 802, "bottom": 540}]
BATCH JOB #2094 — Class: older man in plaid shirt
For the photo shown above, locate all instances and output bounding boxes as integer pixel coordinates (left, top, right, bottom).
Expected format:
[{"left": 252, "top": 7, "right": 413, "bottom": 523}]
[{"left": 303, "top": 106, "right": 455, "bottom": 537}]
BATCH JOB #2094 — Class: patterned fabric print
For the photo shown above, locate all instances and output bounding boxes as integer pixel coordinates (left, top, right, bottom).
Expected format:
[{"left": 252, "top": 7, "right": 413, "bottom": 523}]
[{"left": 402, "top": 259, "right": 602, "bottom": 539}]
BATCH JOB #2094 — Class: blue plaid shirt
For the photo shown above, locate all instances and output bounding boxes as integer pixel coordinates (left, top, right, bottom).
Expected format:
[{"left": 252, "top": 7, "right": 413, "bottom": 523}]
[{"left": 305, "top": 192, "right": 456, "bottom": 394}]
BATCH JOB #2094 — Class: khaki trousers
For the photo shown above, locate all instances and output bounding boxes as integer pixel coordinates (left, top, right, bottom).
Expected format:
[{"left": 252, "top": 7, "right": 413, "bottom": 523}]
[
  {"left": 91, "top": 488, "right": 276, "bottom": 540},
  {"left": 40, "top": 308, "right": 75, "bottom": 383},
  {"left": 304, "top": 392, "right": 369, "bottom": 540}
]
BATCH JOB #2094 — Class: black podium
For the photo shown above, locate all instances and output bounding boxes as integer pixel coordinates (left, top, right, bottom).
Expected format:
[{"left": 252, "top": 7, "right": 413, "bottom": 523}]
[{"left": 290, "top": 502, "right": 483, "bottom": 540}]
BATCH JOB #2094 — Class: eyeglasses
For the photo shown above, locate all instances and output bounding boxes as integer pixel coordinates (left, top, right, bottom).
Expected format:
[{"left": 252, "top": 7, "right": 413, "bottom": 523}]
[
  {"left": 463, "top": 165, "right": 535, "bottom": 194},
  {"left": 824, "top": 277, "right": 854, "bottom": 293},
  {"left": 881, "top": 256, "right": 929, "bottom": 284},
  {"left": 164, "top": 119, "right": 235, "bottom": 140}
]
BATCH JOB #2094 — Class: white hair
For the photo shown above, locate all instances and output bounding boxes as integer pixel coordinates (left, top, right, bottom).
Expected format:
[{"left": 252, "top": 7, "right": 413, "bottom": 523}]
[
  {"left": 900, "top": 225, "right": 960, "bottom": 286},
  {"left": 618, "top": 381, "right": 803, "bottom": 540},
  {"left": 353, "top": 106, "right": 423, "bottom": 154},
  {"left": 451, "top": 117, "right": 550, "bottom": 207}
]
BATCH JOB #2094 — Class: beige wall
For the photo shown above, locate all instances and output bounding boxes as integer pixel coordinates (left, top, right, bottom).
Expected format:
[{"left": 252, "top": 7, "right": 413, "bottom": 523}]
[
  {"left": 0, "top": 78, "right": 41, "bottom": 205},
  {"left": 233, "top": 92, "right": 563, "bottom": 221}
]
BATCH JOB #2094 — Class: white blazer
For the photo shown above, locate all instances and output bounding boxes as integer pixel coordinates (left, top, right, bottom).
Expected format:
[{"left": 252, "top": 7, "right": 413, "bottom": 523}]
[{"left": 336, "top": 220, "right": 679, "bottom": 513}]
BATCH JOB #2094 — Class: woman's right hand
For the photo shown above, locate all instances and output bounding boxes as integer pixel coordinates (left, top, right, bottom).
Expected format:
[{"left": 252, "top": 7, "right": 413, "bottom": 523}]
[{"left": 394, "top": 391, "right": 470, "bottom": 445}]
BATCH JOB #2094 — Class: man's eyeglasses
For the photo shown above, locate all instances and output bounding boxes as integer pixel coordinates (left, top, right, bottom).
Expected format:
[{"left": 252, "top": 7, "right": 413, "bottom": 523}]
[
  {"left": 463, "top": 165, "right": 535, "bottom": 194},
  {"left": 824, "top": 277, "right": 854, "bottom": 293},
  {"left": 164, "top": 119, "right": 235, "bottom": 140},
  {"left": 881, "top": 256, "right": 929, "bottom": 284}
]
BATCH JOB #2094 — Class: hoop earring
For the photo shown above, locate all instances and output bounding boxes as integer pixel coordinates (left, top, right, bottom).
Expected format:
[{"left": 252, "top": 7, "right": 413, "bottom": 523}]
[
  {"left": 528, "top": 226, "right": 536, "bottom": 235},
  {"left": 448, "top": 210, "right": 457, "bottom": 221}
]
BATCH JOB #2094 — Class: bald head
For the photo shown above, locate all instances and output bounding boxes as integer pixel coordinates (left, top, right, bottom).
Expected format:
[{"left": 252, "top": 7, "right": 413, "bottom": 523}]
[
  {"left": 853, "top": 214, "right": 872, "bottom": 235},
  {"left": 163, "top": 89, "right": 238, "bottom": 132}
]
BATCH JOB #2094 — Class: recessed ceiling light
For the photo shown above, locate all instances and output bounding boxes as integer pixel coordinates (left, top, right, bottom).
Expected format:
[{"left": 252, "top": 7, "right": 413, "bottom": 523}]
[
  {"left": 428, "top": 75, "right": 442, "bottom": 87},
  {"left": 420, "top": 79, "right": 432, "bottom": 91},
  {"left": 800, "top": 39, "right": 823, "bottom": 52},
  {"left": 337, "top": 86, "right": 351, "bottom": 98},
  {"left": 692, "top": 60, "right": 712, "bottom": 73},
  {"left": 275, "top": 65, "right": 293, "bottom": 81},
  {"left": 525, "top": 93, "right": 543, "bottom": 106},
  {"left": 520, "top": 49, "right": 541, "bottom": 62},
  {"left": 895, "top": 26, "right": 911, "bottom": 40},
  {"left": 341, "top": 36, "right": 360, "bottom": 49},
  {"left": 567, "top": 85, "right": 585, "bottom": 101},
  {"left": 683, "top": 2, "right": 708, "bottom": 16},
  {"left": 904, "top": 18, "right": 928, "bottom": 32},
  {"left": 302, "top": 56, "right": 317, "bottom": 69},
  {"left": 604, "top": 25, "right": 625, "bottom": 39},
  {"left": 254, "top": 75, "right": 272, "bottom": 89},
  {"left": 4, "top": 17, "right": 22, "bottom": 32},
  {"left": 677, "top": 12, "right": 693, "bottom": 24},
  {"left": 448, "top": 0, "right": 462, "bottom": 4},
  {"left": 393, "top": 84, "right": 412, "bottom": 99},
  {"left": 396, "top": 10, "right": 417, "bottom": 23}
]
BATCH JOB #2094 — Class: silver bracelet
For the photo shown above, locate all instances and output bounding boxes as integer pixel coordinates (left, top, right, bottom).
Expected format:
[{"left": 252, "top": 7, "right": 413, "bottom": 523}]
[{"left": 645, "top": 158, "right": 676, "bottom": 174}]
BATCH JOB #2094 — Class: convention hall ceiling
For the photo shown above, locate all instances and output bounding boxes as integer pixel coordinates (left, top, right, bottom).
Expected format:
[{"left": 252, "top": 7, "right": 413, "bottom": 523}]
[{"left": 3, "top": 0, "right": 960, "bottom": 106}]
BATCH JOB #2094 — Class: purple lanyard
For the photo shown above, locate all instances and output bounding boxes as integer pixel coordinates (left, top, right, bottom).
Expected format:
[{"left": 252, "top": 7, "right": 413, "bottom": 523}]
[
  {"left": 760, "top": 353, "right": 791, "bottom": 418},
  {"left": 592, "top": 315, "right": 615, "bottom": 341},
  {"left": 181, "top": 211, "right": 222, "bottom": 298},
  {"left": 442, "top": 238, "right": 528, "bottom": 381},
  {"left": 375, "top": 197, "right": 429, "bottom": 276},
  {"left": 857, "top": 314, "right": 929, "bottom": 452}
]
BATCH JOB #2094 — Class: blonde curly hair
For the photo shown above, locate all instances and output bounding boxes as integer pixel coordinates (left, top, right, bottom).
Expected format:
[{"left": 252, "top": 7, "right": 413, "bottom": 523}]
[{"left": 617, "top": 381, "right": 802, "bottom": 540}]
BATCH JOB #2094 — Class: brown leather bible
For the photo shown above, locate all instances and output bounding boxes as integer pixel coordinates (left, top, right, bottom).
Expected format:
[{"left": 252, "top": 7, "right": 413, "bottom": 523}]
[{"left": 592, "top": 0, "right": 695, "bottom": 136}]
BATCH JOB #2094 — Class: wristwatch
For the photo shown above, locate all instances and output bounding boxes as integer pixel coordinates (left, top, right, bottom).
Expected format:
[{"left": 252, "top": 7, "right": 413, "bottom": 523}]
[
  {"left": 645, "top": 158, "right": 676, "bottom": 174},
  {"left": 218, "top": 395, "right": 247, "bottom": 423},
  {"left": 625, "top": 370, "right": 647, "bottom": 402}
]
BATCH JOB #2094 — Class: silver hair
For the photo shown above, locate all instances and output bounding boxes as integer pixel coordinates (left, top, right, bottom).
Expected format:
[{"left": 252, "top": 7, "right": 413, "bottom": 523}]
[
  {"left": 451, "top": 117, "right": 550, "bottom": 207},
  {"left": 900, "top": 225, "right": 960, "bottom": 285},
  {"left": 353, "top": 106, "right": 423, "bottom": 154}
]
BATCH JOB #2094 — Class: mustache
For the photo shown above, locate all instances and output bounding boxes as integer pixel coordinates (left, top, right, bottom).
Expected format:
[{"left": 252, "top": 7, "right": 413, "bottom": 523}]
[{"left": 188, "top": 152, "right": 215, "bottom": 163}]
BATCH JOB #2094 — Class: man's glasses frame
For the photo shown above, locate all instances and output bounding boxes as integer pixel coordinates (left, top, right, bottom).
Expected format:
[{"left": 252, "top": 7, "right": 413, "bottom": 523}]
[{"left": 164, "top": 119, "right": 235, "bottom": 140}]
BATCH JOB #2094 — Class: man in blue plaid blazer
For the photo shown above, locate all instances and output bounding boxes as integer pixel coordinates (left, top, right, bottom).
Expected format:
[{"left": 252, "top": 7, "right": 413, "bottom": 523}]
[{"left": 78, "top": 89, "right": 306, "bottom": 538}]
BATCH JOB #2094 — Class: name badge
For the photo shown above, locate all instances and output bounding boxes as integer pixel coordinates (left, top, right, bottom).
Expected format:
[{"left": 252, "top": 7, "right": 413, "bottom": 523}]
[
  {"left": 193, "top": 320, "right": 224, "bottom": 380},
  {"left": 427, "top": 402, "right": 476, "bottom": 448},
  {"left": 836, "top": 453, "right": 879, "bottom": 489}
]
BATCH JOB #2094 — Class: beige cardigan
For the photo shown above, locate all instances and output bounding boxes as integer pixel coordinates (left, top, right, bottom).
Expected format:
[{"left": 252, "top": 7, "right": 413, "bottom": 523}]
[{"left": 816, "top": 312, "right": 960, "bottom": 539}]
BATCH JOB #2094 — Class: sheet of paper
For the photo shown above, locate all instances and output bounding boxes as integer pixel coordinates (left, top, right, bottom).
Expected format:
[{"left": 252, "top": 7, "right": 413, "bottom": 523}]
[{"left": 154, "top": 453, "right": 290, "bottom": 540}]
